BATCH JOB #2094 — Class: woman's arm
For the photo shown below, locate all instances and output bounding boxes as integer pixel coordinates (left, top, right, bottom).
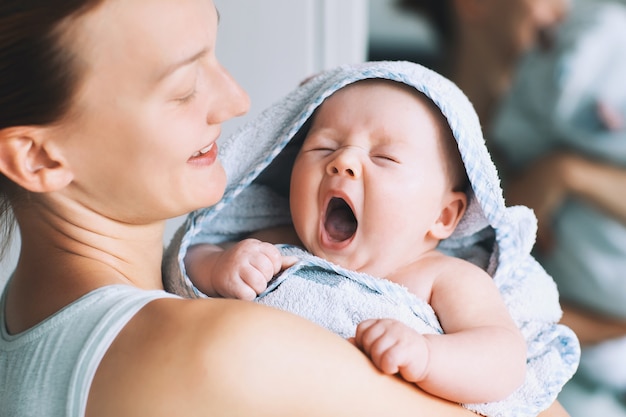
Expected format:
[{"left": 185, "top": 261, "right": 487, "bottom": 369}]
[
  {"left": 86, "top": 297, "right": 568, "bottom": 417},
  {"left": 561, "top": 302, "right": 626, "bottom": 346},
  {"left": 558, "top": 152, "right": 626, "bottom": 224},
  {"left": 87, "top": 297, "right": 477, "bottom": 416},
  {"left": 504, "top": 152, "right": 626, "bottom": 251}
]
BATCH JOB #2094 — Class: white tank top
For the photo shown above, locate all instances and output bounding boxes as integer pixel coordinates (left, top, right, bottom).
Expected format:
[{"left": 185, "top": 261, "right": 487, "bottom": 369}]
[{"left": 0, "top": 284, "right": 178, "bottom": 417}]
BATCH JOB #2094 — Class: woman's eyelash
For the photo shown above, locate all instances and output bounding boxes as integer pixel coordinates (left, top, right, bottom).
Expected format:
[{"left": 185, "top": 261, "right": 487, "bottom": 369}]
[{"left": 176, "top": 89, "right": 198, "bottom": 104}]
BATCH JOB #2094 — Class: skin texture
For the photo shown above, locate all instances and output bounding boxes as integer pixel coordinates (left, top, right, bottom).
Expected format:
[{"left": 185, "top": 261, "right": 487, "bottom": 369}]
[
  {"left": 0, "top": 0, "right": 570, "bottom": 414},
  {"left": 187, "top": 81, "right": 527, "bottom": 404}
]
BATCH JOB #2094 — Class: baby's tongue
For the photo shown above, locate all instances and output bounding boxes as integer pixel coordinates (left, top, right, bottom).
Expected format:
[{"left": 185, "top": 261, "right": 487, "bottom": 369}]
[{"left": 324, "top": 198, "right": 357, "bottom": 242}]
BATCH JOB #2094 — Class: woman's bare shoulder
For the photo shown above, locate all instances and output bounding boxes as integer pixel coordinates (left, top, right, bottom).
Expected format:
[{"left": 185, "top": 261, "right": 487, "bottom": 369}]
[{"left": 85, "top": 297, "right": 272, "bottom": 417}]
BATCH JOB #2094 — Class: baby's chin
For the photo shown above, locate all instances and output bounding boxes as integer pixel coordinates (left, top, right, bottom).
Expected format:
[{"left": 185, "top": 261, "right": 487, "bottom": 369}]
[{"left": 309, "top": 246, "right": 379, "bottom": 276}]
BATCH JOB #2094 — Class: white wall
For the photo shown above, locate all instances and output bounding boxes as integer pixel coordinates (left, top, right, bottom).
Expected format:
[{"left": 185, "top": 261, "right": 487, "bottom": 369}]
[
  {"left": 214, "top": 0, "right": 367, "bottom": 135},
  {"left": 0, "top": 0, "right": 369, "bottom": 288}
]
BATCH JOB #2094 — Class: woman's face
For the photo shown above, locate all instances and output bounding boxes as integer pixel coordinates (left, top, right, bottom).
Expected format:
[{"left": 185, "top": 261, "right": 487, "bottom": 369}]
[
  {"left": 55, "top": 0, "right": 249, "bottom": 224},
  {"left": 480, "top": 0, "right": 569, "bottom": 65}
]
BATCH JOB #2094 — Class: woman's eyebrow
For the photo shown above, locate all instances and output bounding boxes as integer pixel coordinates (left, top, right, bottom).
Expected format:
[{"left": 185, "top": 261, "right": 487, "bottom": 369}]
[
  {"left": 155, "top": 49, "right": 208, "bottom": 82},
  {"left": 154, "top": 6, "right": 219, "bottom": 83}
]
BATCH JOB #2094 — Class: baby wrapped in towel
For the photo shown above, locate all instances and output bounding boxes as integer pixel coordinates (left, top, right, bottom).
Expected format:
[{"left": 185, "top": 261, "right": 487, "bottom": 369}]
[{"left": 163, "top": 61, "right": 579, "bottom": 417}]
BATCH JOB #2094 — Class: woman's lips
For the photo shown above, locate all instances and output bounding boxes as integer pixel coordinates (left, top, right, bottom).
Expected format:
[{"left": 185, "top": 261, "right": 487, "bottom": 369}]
[{"left": 188, "top": 142, "right": 218, "bottom": 166}]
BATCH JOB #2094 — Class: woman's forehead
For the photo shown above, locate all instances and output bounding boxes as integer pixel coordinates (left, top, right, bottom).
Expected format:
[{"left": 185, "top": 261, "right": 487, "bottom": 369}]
[{"left": 69, "top": 0, "right": 218, "bottom": 78}]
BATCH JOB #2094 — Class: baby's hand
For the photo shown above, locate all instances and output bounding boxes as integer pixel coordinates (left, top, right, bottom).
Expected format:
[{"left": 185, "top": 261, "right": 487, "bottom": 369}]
[
  {"left": 353, "top": 318, "right": 429, "bottom": 383},
  {"left": 211, "top": 239, "right": 296, "bottom": 300}
]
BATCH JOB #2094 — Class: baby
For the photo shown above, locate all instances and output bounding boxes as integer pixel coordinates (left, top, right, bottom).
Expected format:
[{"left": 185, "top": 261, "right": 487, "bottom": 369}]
[{"left": 184, "top": 79, "right": 527, "bottom": 404}]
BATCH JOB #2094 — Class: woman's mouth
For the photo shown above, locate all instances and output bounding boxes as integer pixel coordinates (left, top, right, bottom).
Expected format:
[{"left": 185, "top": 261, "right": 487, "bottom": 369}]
[
  {"left": 188, "top": 142, "right": 218, "bottom": 165},
  {"left": 323, "top": 197, "right": 358, "bottom": 243}
]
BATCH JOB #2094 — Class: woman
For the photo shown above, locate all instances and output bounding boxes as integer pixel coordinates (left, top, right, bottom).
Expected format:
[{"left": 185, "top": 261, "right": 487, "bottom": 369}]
[{"left": 0, "top": 0, "right": 568, "bottom": 415}]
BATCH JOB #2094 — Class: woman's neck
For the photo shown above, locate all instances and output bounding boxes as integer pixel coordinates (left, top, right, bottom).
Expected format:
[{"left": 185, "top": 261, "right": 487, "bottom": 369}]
[
  {"left": 9, "top": 195, "right": 165, "bottom": 327},
  {"left": 5, "top": 198, "right": 167, "bottom": 333},
  {"left": 21, "top": 207, "right": 165, "bottom": 287}
]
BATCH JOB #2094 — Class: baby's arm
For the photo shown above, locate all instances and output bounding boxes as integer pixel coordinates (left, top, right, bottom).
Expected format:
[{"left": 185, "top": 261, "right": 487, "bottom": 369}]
[
  {"left": 184, "top": 239, "right": 291, "bottom": 300},
  {"left": 185, "top": 226, "right": 300, "bottom": 300},
  {"left": 353, "top": 255, "right": 526, "bottom": 404}
]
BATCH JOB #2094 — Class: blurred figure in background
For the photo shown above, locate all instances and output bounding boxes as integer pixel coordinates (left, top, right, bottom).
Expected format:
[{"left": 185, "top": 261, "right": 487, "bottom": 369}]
[
  {"left": 397, "top": 0, "right": 569, "bottom": 132},
  {"left": 397, "top": 0, "right": 626, "bottom": 416},
  {"left": 492, "top": 2, "right": 626, "bottom": 415}
]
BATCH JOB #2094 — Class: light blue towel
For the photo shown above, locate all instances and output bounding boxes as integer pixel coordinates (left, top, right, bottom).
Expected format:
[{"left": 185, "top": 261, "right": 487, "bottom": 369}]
[{"left": 164, "top": 61, "right": 580, "bottom": 417}]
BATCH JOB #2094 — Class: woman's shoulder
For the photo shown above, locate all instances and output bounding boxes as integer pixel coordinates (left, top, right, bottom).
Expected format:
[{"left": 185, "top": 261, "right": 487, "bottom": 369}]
[
  {"left": 85, "top": 296, "right": 214, "bottom": 416},
  {"left": 86, "top": 296, "right": 300, "bottom": 416}
]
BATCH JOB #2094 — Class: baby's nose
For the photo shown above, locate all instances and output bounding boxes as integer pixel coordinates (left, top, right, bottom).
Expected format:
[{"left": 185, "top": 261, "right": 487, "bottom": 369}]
[{"left": 326, "top": 150, "right": 362, "bottom": 178}]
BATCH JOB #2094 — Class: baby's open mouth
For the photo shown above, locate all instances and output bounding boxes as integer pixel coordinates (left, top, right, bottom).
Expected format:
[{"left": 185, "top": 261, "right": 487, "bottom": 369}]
[{"left": 324, "top": 197, "right": 357, "bottom": 242}]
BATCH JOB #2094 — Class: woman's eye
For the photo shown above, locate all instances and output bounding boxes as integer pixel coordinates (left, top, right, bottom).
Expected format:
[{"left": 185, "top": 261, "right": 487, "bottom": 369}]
[{"left": 175, "top": 89, "right": 198, "bottom": 104}]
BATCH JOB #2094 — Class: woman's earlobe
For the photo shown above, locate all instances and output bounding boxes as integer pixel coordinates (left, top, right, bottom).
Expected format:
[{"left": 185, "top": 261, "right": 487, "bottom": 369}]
[{"left": 0, "top": 126, "right": 73, "bottom": 192}]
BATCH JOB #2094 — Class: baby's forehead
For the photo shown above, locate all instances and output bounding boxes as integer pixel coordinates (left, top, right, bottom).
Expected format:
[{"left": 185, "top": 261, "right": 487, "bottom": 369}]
[{"left": 329, "top": 79, "right": 443, "bottom": 115}]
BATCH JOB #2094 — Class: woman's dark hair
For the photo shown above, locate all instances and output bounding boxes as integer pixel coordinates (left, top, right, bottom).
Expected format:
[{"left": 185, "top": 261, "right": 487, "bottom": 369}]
[
  {"left": 0, "top": 0, "right": 104, "bottom": 258},
  {"left": 396, "top": 0, "right": 455, "bottom": 48}
]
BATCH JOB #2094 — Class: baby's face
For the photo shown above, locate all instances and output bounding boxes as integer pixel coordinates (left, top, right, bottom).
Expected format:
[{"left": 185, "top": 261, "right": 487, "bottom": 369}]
[{"left": 289, "top": 80, "right": 455, "bottom": 277}]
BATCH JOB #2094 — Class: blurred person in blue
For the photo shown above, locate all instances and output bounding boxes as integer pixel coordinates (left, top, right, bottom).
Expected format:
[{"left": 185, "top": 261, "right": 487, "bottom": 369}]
[
  {"left": 398, "top": 0, "right": 626, "bottom": 415},
  {"left": 395, "top": 0, "right": 570, "bottom": 133},
  {"left": 492, "top": 2, "right": 626, "bottom": 415}
]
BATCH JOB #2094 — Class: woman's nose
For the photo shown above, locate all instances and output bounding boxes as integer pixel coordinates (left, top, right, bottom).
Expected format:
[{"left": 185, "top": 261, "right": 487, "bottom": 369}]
[
  {"left": 326, "top": 149, "right": 362, "bottom": 178},
  {"left": 206, "top": 62, "right": 250, "bottom": 124}
]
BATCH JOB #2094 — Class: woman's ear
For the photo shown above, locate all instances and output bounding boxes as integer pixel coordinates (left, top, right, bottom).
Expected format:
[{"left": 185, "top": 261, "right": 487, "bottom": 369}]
[
  {"left": 0, "top": 126, "right": 73, "bottom": 193},
  {"left": 429, "top": 191, "right": 468, "bottom": 240}
]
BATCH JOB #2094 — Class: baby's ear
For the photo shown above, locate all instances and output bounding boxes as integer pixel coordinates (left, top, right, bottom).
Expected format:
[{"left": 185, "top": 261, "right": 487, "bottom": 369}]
[
  {"left": 0, "top": 126, "right": 73, "bottom": 193},
  {"left": 429, "top": 191, "right": 467, "bottom": 240}
]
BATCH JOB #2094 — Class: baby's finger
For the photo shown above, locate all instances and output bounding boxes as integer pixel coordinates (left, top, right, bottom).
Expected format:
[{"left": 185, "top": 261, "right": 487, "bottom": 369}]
[
  {"left": 255, "top": 242, "right": 285, "bottom": 276},
  {"left": 353, "top": 319, "right": 384, "bottom": 349},
  {"left": 239, "top": 265, "right": 271, "bottom": 295},
  {"left": 366, "top": 336, "right": 401, "bottom": 375},
  {"left": 223, "top": 280, "right": 258, "bottom": 301},
  {"left": 376, "top": 342, "right": 408, "bottom": 377},
  {"left": 281, "top": 255, "right": 298, "bottom": 270}
]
